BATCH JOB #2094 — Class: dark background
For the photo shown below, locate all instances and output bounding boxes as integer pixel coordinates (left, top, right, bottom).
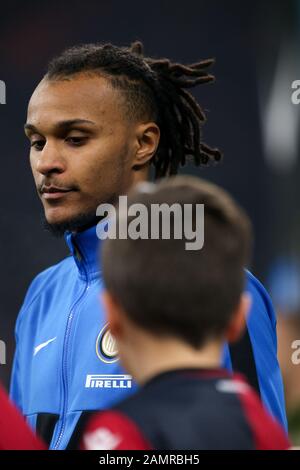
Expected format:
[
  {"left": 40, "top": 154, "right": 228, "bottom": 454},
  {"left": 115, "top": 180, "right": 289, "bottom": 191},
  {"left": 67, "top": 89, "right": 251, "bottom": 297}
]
[{"left": 0, "top": 0, "right": 299, "bottom": 387}]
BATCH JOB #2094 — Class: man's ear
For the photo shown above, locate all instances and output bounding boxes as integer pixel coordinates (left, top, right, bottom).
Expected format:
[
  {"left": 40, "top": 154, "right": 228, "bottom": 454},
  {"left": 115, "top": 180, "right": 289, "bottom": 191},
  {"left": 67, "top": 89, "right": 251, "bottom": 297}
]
[
  {"left": 132, "top": 122, "right": 160, "bottom": 170},
  {"left": 101, "top": 290, "right": 124, "bottom": 340},
  {"left": 226, "top": 293, "right": 252, "bottom": 343}
]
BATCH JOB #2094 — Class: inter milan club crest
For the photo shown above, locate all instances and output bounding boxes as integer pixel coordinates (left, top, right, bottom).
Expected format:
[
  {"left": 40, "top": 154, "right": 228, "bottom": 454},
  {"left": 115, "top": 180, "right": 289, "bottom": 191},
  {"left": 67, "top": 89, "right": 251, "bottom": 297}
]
[{"left": 96, "top": 324, "right": 119, "bottom": 363}]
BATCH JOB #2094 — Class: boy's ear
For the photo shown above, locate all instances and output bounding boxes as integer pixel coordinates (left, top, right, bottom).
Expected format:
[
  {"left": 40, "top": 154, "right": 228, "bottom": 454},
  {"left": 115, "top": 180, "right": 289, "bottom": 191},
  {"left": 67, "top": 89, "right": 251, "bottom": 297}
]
[
  {"left": 101, "top": 290, "right": 124, "bottom": 340},
  {"left": 226, "top": 293, "right": 252, "bottom": 344}
]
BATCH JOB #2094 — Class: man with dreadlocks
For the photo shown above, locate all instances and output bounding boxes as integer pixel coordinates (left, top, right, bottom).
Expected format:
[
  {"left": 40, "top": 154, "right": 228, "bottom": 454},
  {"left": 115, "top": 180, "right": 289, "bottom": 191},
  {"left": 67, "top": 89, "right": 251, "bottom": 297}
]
[{"left": 10, "top": 42, "right": 287, "bottom": 449}]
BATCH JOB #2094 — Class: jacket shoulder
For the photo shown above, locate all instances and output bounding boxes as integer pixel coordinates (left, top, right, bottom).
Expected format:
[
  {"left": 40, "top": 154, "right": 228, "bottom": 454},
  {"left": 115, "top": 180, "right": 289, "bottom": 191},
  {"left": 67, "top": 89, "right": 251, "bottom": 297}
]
[{"left": 16, "top": 256, "right": 74, "bottom": 330}]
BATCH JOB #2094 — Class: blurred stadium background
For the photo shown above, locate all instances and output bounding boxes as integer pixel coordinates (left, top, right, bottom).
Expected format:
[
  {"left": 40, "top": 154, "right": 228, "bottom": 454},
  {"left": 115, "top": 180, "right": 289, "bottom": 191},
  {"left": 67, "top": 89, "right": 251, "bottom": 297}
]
[{"left": 0, "top": 0, "right": 299, "bottom": 442}]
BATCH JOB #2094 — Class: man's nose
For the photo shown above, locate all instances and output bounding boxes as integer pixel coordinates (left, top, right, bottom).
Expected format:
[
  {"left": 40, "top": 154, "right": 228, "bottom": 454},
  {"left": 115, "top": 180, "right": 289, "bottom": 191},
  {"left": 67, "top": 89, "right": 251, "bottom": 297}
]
[{"left": 35, "top": 142, "right": 66, "bottom": 175}]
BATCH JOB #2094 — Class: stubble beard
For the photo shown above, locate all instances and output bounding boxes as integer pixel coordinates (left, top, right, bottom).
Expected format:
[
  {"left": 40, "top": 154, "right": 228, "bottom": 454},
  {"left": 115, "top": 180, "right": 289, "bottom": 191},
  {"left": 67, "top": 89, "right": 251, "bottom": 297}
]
[{"left": 42, "top": 210, "right": 100, "bottom": 237}]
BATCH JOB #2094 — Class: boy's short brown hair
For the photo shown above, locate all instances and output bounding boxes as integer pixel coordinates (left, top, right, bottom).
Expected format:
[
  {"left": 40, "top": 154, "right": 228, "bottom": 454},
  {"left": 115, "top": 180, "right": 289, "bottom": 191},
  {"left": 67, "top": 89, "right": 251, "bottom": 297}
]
[{"left": 102, "top": 175, "right": 252, "bottom": 348}]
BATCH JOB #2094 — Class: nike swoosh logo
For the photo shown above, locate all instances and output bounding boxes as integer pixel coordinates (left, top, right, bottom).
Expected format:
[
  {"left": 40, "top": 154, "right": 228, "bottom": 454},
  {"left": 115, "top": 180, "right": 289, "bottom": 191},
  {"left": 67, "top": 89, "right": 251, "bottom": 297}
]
[{"left": 33, "top": 337, "right": 57, "bottom": 356}]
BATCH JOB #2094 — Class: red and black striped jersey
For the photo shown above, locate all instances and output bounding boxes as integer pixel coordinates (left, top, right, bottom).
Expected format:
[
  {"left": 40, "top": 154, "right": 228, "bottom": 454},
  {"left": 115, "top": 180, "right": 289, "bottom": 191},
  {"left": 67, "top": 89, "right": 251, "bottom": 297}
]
[{"left": 81, "top": 368, "right": 290, "bottom": 450}]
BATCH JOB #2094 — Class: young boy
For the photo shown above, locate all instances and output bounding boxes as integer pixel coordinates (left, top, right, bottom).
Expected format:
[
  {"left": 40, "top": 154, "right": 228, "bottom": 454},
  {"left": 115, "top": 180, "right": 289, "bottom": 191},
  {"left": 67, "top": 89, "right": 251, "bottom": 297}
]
[{"left": 81, "top": 176, "right": 289, "bottom": 450}]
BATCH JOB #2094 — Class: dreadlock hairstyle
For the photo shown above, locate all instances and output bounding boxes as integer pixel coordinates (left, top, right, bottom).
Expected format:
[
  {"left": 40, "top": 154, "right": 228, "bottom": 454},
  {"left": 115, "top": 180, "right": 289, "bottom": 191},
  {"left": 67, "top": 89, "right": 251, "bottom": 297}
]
[{"left": 46, "top": 41, "right": 222, "bottom": 179}]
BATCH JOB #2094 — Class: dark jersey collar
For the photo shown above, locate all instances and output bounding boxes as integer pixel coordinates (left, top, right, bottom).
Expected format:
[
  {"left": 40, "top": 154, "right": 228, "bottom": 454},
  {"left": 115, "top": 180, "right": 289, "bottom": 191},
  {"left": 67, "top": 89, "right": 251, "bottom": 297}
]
[{"left": 143, "top": 367, "right": 232, "bottom": 388}]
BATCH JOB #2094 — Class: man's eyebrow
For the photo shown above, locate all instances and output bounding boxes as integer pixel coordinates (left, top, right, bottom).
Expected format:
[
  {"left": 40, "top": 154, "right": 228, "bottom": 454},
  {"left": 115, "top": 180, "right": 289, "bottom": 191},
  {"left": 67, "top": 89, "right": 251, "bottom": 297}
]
[{"left": 24, "top": 119, "right": 97, "bottom": 133}]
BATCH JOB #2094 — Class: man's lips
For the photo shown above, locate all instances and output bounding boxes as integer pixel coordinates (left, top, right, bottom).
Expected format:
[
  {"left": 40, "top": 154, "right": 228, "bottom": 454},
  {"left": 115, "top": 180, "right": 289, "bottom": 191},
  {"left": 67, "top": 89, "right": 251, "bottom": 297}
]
[{"left": 40, "top": 185, "right": 76, "bottom": 200}]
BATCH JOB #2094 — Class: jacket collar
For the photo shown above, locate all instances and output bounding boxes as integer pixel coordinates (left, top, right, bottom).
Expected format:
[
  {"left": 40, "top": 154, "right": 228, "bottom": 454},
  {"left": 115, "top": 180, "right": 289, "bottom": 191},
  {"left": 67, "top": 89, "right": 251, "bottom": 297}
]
[{"left": 64, "top": 224, "right": 101, "bottom": 281}]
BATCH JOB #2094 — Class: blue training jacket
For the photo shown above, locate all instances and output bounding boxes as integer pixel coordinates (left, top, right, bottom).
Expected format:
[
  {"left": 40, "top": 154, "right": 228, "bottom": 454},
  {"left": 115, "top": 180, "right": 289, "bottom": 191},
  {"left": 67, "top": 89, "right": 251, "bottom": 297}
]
[{"left": 10, "top": 225, "right": 288, "bottom": 449}]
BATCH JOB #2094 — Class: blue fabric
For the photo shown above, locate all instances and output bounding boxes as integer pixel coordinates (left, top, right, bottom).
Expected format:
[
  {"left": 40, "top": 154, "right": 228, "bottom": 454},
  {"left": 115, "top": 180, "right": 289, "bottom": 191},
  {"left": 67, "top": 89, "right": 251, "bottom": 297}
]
[{"left": 10, "top": 226, "right": 287, "bottom": 449}]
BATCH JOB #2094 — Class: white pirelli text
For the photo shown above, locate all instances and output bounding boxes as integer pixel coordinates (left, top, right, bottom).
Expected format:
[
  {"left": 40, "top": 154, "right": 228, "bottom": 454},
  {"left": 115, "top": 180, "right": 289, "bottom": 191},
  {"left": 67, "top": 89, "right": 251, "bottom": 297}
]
[{"left": 85, "top": 374, "right": 132, "bottom": 389}]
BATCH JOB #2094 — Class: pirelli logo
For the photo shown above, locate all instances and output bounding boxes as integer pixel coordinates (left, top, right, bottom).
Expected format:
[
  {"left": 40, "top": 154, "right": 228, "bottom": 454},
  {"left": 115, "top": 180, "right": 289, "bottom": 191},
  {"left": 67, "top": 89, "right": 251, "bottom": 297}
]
[{"left": 85, "top": 374, "right": 132, "bottom": 389}]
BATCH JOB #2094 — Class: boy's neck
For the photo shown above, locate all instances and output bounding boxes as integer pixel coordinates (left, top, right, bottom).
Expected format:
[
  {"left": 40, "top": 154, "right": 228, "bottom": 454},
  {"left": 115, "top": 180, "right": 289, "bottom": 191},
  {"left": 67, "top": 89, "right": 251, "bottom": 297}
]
[{"left": 122, "top": 334, "right": 223, "bottom": 386}]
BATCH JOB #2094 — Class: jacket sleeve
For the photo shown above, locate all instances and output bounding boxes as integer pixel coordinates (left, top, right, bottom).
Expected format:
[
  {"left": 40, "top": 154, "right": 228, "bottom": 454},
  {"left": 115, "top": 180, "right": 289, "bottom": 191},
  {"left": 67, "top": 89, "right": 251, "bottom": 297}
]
[
  {"left": 10, "top": 307, "right": 24, "bottom": 412},
  {"left": 9, "top": 272, "right": 44, "bottom": 412},
  {"left": 244, "top": 270, "right": 288, "bottom": 430},
  {"left": 222, "top": 270, "right": 288, "bottom": 431}
]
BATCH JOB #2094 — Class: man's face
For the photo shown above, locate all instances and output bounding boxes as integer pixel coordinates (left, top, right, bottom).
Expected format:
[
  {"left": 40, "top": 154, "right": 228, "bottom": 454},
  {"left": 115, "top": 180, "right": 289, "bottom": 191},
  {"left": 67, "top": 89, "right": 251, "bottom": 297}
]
[{"left": 25, "top": 74, "right": 148, "bottom": 231}]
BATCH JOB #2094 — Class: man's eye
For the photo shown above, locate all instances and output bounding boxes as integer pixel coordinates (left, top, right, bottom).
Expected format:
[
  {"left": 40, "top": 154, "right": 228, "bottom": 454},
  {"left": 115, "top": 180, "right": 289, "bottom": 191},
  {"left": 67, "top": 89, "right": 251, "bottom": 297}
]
[
  {"left": 31, "top": 140, "right": 45, "bottom": 151},
  {"left": 66, "top": 136, "right": 87, "bottom": 146}
]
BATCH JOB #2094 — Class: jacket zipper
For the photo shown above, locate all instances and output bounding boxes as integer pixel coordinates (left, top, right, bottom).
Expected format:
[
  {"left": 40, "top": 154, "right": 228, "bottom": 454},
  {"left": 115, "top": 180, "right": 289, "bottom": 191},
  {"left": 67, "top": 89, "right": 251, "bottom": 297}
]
[{"left": 53, "top": 260, "right": 89, "bottom": 449}]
